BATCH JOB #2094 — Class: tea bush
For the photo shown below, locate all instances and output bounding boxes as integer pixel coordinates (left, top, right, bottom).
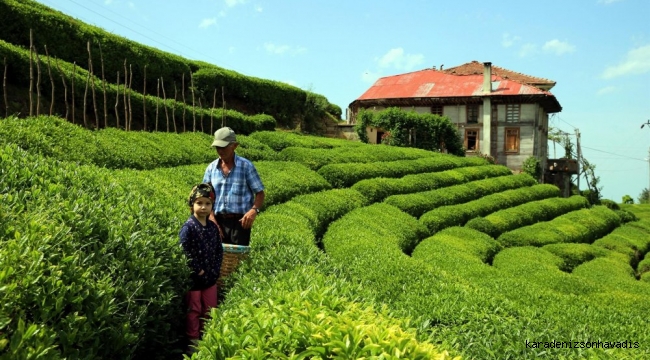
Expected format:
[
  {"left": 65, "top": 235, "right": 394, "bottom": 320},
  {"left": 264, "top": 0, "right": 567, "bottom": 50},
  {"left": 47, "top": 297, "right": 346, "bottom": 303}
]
[
  {"left": 248, "top": 130, "right": 363, "bottom": 151},
  {"left": 466, "top": 195, "right": 589, "bottom": 238},
  {"left": 352, "top": 164, "right": 512, "bottom": 203},
  {"left": 497, "top": 206, "right": 622, "bottom": 248},
  {"left": 318, "top": 156, "right": 488, "bottom": 188},
  {"left": 420, "top": 184, "right": 560, "bottom": 234},
  {"left": 386, "top": 173, "right": 537, "bottom": 218}
]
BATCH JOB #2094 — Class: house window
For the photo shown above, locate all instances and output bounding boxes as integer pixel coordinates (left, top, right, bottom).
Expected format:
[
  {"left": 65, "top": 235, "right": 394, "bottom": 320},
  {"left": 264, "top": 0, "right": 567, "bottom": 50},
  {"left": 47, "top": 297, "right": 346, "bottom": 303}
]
[
  {"left": 465, "top": 129, "right": 479, "bottom": 152},
  {"left": 506, "top": 104, "right": 520, "bottom": 122},
  {"left": 467, "top": 105, "right": 479, "bottom": 123},
  {"left": 431, "top": 105, "right": 443, "bottom": 115},
  {"left": 505, "top": 128, "right": 520, "bottom": 153}
]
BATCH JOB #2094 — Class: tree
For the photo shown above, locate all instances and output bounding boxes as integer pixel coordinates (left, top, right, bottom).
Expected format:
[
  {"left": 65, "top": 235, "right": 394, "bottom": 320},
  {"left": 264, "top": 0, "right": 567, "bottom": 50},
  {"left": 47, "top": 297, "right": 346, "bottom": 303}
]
[
  {"left": 639, "top": 188, "right": 650, "bottom": 204},
  {"left": 622, "top": 195, "right": 634, "bottom": 204}
]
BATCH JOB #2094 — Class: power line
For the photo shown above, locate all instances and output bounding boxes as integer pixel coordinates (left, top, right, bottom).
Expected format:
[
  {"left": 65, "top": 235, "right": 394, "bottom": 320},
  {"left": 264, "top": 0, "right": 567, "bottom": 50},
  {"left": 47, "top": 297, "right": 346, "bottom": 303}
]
[{"left": 580, "top": 145, "right": 647, "bottom": 162}]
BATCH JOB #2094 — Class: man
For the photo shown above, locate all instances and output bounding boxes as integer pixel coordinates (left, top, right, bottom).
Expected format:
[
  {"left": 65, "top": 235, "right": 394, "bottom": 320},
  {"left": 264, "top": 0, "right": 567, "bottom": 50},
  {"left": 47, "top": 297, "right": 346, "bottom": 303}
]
[{"left": 203, "top": 127, "right": 265, "bottom": 246}]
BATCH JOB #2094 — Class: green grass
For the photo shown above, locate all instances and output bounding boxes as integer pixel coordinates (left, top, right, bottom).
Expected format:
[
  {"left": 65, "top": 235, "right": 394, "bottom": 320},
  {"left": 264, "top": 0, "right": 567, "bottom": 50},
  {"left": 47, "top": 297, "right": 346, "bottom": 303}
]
[{"left": 620, "top": 203, "right": 650, "bottom": 221}]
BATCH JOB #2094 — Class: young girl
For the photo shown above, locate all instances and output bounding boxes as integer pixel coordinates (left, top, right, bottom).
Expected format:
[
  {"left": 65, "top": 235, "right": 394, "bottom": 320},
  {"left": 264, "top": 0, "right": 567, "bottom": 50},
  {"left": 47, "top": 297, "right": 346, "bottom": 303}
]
[{"left": 179, "top": 183, "right": 223, "bottom": 350}]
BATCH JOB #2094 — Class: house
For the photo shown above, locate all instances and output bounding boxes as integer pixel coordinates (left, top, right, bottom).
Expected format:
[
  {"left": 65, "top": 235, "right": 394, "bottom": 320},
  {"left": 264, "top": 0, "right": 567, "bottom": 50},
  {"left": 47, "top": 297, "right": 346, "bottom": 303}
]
[{"left": 347, "top": 61, "right": 562, "bottom": 171}]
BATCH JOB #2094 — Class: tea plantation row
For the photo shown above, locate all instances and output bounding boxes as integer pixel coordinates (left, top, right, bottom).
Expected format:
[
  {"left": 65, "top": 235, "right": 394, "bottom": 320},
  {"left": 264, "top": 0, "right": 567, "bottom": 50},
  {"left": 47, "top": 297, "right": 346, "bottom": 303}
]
[{"left": 2, "top": 117, "right": 650, "bottom": 359}]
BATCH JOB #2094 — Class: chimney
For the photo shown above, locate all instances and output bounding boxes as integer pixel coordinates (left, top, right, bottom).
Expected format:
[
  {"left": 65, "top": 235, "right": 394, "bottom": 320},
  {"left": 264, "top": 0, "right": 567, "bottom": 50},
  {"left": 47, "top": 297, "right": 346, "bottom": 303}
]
[{"left": 483, "top": 62, "right": 492, "bottom": 93}]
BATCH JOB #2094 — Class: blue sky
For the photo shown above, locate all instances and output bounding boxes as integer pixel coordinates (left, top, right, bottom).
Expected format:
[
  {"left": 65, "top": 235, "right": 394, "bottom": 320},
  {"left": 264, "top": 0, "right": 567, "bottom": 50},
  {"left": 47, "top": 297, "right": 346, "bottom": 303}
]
[{"left": 36, "top": 0, "right": 650, "bottom": 202}]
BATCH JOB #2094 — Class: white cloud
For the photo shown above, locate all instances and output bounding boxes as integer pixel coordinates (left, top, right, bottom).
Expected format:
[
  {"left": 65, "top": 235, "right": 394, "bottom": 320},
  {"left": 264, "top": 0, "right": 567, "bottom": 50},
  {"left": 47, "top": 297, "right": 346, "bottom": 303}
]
[
  {"left": 543, "top": 39, "right": 576, "bottom": 55},
  {"left": 376, "top": 48, "right": 424, "bottom": 71},
  {"left": 225, "top": 0, "right": 247, "bottom": 7},
  {"left": 264, "top": 42, "right": 306, "bottom": 56},
  {"left": 598, "top": 0, "right": 623, "bottom": 4},
  {"left": 228, "top": 46, "right": 236, "bottom": 54},
  {"left": 502, "top": 33, "right": 521, "bottom": 48},
  {"left": 127, "top": 2, "right": 135, "bottom": 9},
  {"left": 596, "top": 86, "right": 617, "bottom": 96},
  {"left": 602, "top": 44, "right": 650, "bottom": 79},
  {"left": 255, "top": 5, "right": 263, "bottom": 12},
  {"left": 104, "top": 0, "right": 113, "bottom": 5},
  {"left": 199, "top": 18, "right": 217, "bottom": 29},
  {"left": 518, "top": 43, "right": 538, "bottom": 57}
]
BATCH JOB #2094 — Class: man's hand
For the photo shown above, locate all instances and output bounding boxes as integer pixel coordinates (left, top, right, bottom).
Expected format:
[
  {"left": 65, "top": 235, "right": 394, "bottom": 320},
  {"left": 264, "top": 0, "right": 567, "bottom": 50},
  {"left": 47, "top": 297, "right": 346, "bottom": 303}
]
[
  {"left": 239, "top": 209, "right": 257, "bottom": 229},
  {"left": 198, "top": 270, "right": 205, "bottom": 276}
]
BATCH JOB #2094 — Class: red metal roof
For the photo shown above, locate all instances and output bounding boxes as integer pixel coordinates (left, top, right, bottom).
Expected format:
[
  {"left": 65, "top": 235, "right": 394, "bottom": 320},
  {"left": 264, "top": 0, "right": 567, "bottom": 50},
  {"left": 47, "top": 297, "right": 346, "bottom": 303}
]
[
  {"left": 356, "top": 68, "right": 556, "bottom": 101},
  {"left": 443, "top": 60, "right": 556, "bottom": 88}
]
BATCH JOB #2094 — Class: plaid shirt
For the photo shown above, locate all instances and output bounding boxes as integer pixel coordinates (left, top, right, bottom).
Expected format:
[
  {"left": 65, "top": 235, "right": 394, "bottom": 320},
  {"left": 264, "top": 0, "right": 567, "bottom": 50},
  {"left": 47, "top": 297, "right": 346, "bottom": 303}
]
[{"left": 202, "top": 154, "right": 265, "bottom": 215}]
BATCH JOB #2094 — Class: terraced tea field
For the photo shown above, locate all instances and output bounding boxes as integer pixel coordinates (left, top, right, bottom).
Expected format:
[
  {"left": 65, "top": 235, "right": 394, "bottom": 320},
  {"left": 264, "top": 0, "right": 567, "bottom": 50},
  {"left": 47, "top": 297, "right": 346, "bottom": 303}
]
[{"left": 2, "top": 116, "right": 649, "bottom": 359}]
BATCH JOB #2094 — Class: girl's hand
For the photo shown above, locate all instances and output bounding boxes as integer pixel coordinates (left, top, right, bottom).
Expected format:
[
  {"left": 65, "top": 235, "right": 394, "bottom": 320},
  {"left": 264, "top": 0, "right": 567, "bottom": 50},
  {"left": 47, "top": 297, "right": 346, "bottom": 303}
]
[{"left": 198, "top": 270, "right": 205, "bottom": 276}]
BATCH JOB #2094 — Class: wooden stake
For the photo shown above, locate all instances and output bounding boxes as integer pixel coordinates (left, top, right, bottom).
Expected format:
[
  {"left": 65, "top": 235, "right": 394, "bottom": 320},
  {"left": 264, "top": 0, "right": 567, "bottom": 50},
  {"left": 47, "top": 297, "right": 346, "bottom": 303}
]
[
  {"left": 155, "top": 78, "right": 160, "bottom": 131},
  {"left": 190, "top": 72, "right": 196, "bottom": 132},
  {"left": 142, "top": 64, "right": 147, "bottom": 131},
  {"left": 198, "top": 98, "right": 203, "bottom": 132},
  {"left": 44, "top": 46, "right": 55, "bottom": 116},
  {"left": 3, "top": 57, "right": 8, "bottom": 118},
  {"left": 83, "top": 58, "right": 90, "bottom": 128},
  {"left": 55, "top": 57, "right": 69, "bottom": 120},
  {"left": 128, "top": 64, "right": 133, "bottom": 131},
  {"left": 71, "top": 62, "right": 76, "bottom": 123},
  {"left": 161, "top": 77, "right": 169, "bottom": 132},
  {"left": 181, "top": 73, "right": 186, "bottom": 132},
  {"left": 211, "top": 87, "right": 216, "bottom": 134},
  {"left": 172, "top": 82, "right": 178, "bottom": 132},
  {"left": 98, "top": 42, "right": 107, "bottom": 127},
  {"left": 29, "top": 29, "right": 33, "bottom": 117},
  {"left": 114, "top": 70, "right": 120, "bottom": 128},
  {"left": 221, "top": 86, "right": 225, "bottom": 127},
  {"left": 123, "top": 59, "right": 127, "bottom": 129},
  {"left": 87, "top": 41, "right": 99, "bottom": 128},
  {"left": 34, "top": 46, "right": 42, "bottom": 117}
]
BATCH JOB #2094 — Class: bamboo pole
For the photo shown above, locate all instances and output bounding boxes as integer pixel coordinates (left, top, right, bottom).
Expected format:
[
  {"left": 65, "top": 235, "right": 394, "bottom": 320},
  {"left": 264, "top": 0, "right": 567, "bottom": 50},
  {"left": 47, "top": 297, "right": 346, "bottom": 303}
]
[
  {"left": 123, "top": 59, "right": 127, "bottom": 129},
  {"left": 211, "top": 88, "right": 216, "bottom": 134},
  {"left": 34, "top": 46, "right": 42, "bottom": 117},
  {"left": 190, "top": 72, "right": 196, "bottom": 131},
  {"left": 198, "top": 98, "right": 203, "bottom": 132},
  {"left": 3, "top": 57, "right": 8, "bottom": 118},
  {"left": 83, "top": 57, "right": 90, "bottom": 128},
  {"left": 43, "top": 46, "right": 55, "bottom": 116},
  {"left": 142, "top": 64, "right": 147, "bottom": 130},
  {"left": 172, "top": 82, "right": 178, "bottom": 132},
  {"left": 221, "top": 86, "right": 225, "bottom": 127},
  {"left": 87, "top": 41, "right": 99, "bottom": 128},
  {"left": 181, "top": 73, "right": 186, "bottom": 132},
  {"left": 29, "top": 29, "right": 33, "bottom": 117},
  {"left": 98, "top": 43, "right": 107, "bottom": 127},
  {"left": 161, "top": 77, "right": 169, "bottom": 132},
  {"left": 114, "top": 71, "right": 120, "bottom": 128},
  {"left": 128, "top": 64, "right": 133, "bottom": 131},
  {"left": 71, "top": 62, "right": 76, "bottom": 123},
  {"left": 155, "top": 78, "right": 160, "bottom": 131},
  {"left": 55, "top": 56, "right": 69, "bottom": 120}
]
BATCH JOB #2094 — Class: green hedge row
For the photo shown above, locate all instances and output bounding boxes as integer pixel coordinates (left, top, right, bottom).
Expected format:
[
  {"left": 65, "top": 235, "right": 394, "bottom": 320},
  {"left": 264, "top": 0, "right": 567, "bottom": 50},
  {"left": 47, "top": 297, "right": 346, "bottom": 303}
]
[
  {"left": 497, "top": 206, "right": 622, "bottom": 248},
  {"left": 412, "top": 227, "right": 502, "bottom": 270},
  {"left": 352, "top": 165, "right": 512, "bottom": 204},
  {"left": 385, "top": 173, "right": 537, "bottom": 218},
  {"left": 0, "top": 0, "right": 340, "bottom": 128},
  {"left": 540, "top": 243, "right": 625, "bottom": 273},
  {"left": 278, "top": 144, "right": 441, "bottom": 170},
  {"left": 591, "top": 220, "right": 650, "bottom": 266},
  {"left": 253, "top": 161, "right": 333, "bottom": 207},
  {"left": 248, "top": 130, "right": 363, "bottom": 151},
  {"left": 0, "top": 116, "right": 278, "bottom": 169},
  {"left": 0, "top": 39, "right": 276, "bottom": 133},
  {"left": 0, "top": 144, "right": 189, "bottom": 359},
  {"left": 194, "top": 189, "right": 451, "bottom": 358},
  {"left": 420, "top": 184, "right": 560, "bottom": 235},
  {"left": 318, "top": 155, "right": 487, "bottom": 188},
  {"left": 465, "top": 195, "right": 589, "bottom": 238}
]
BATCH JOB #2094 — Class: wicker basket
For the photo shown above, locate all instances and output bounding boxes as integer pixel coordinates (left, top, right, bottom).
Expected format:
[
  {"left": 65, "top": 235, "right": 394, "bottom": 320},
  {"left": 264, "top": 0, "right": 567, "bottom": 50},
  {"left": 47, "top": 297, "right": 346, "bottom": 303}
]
[{"left": 219, "top": 243, "right": 250, "bottom": 285}]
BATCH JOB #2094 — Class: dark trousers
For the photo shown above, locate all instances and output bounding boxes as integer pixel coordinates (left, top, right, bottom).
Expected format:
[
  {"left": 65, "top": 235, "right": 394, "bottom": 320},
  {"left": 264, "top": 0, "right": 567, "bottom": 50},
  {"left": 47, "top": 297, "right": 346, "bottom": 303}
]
[{"left": 216, "top": 214, "right": 251, "bottom": 246}]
